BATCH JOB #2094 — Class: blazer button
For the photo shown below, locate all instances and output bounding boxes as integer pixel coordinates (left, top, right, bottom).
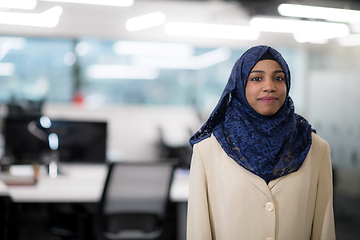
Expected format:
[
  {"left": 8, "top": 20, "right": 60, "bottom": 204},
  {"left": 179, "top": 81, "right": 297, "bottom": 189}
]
[{"left": 265, "top": 202, "right": 274, "bottom": 212}]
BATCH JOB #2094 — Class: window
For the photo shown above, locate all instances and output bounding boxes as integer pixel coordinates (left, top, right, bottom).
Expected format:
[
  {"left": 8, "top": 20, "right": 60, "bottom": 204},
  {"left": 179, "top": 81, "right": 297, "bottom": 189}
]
[
  {"left": 0, "top": 36, "right": 74, "bottom": 103},
  {"left": 0, "top": 36, "right": 296, "bottom": 113}
]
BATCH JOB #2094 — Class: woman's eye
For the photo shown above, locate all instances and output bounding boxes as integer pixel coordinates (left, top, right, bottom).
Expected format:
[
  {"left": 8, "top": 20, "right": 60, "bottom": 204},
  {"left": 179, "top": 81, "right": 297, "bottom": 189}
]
[
  {"left": 275, "top": 76, "right": 284, "bottom": 81},
  {"left": 251, "top": 77, "right": 261, "bottom": 81}
]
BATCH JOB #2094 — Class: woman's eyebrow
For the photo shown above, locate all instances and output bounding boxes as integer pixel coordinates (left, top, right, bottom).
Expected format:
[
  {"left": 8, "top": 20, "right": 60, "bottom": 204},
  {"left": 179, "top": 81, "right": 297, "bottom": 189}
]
[
  {"left": 249, "top": 70, "right": 284, "bottom": 74},
  {"left": 249, "top": 70, "right": 264, "bottom": 74}
]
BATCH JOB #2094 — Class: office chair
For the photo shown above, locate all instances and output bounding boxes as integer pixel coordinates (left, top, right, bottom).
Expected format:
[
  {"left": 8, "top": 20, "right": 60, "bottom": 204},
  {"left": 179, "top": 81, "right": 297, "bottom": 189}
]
[
  {"left": 94, "top": 162, "right": 175, "bottom": 240},
  {"left": 0, "top": 195, "right": 13, "bottom": 240}
]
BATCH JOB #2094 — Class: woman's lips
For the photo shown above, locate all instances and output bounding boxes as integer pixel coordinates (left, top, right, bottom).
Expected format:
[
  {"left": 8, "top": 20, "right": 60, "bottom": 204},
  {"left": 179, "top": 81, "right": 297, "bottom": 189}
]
[{"left": 258, "top": 97, "right": 278, "bottom": 103}]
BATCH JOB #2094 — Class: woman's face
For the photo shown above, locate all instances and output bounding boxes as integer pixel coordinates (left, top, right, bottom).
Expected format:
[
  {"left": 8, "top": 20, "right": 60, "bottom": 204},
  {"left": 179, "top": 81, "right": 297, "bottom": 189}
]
[{"left": 245, "top": 60, "right": 287, "bottom": 116}]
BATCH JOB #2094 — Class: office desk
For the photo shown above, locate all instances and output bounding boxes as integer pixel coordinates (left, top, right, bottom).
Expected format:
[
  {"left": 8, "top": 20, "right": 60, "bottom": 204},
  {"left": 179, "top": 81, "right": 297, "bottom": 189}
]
[
  {"left": 1, "top": 163, "right": 190, "bottom": 240},
  {"left": 0, "top": 180, "right": 9, "bottom": 197},
  {"left": 4, "top": 164, "right": 108, "bottom": 203},
  {"left": 1, "top": 163, "right": 189, "bottom": 203}
]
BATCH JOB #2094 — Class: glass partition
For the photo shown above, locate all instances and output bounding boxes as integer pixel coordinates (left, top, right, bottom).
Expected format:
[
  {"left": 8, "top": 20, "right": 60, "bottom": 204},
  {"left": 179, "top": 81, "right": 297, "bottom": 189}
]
[
  {"left": 0, "top": 36, "right": 297, "bottom": 113},
  {"left": 0, "top": 36, "right": 74, "bottom": 103}
]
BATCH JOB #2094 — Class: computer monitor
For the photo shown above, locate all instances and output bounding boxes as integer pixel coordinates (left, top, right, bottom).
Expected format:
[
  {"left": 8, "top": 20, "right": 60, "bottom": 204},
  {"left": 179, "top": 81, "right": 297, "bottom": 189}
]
[
  {"left": 3, "top": 117, "right": 107, "bottom": 164},
  {"left": 50, "top": 119, "right": 107, "bottom": 163},
  {"left": 3, "top": 116, "right": 48, "bottom": 164}
]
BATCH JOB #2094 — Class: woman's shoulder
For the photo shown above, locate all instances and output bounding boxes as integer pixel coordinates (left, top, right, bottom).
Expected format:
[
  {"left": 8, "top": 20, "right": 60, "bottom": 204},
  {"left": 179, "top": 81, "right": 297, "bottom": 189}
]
[
  {"left": 310, "top": 132, "right": 331, "bottom": 159},
  {"left": 194, "top": 133, "right": 219, "bottom": 149},
  {"left": 311, "top": 132, "right": 329, "bottom": 147},
  {"left": 192, "top": 134, "right": 228, "bottom": 165},
  {"left": 193, "top": 134, "right": 223, "bottom": 155}
]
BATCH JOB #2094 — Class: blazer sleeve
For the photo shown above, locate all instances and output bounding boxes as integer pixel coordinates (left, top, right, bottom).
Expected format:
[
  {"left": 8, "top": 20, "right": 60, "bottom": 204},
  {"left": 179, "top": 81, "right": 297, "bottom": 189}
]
[
  {"left": 311, "top": 141, "right": 336, "bottom": 240},
  {"left": 187, "top": 143, "right": 212, "bottom": 240}
]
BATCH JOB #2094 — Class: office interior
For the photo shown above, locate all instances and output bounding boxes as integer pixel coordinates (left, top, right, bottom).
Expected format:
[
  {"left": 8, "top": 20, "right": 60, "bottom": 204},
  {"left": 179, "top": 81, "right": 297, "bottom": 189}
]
[{"left": 0, "top": 0, "right": 360, "bottom": 239}]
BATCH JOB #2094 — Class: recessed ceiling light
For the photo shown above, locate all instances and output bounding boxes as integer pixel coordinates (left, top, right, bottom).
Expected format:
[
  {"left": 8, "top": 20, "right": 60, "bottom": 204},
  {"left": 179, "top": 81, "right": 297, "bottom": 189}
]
[
  {"left": 250, "top": 17, "right": 349, "bottom": 43},
  {"left": 87, "top": 65, "right": 159, "bottom": 80},
  {"left": 125, "top": 12, "right": 166, "bottom": 32},
  {"left": 0, "top": 6, "right": 63, "bottom": 28},
  {"left": 0, "top": 0, "right": 37, "bottom": 10},
  {"left": 39, "top": 0, "right": 133, "bottom": 7},
  {"left": 131, "top": 47, "right": 231, "bottom": 70},
  {"left": 113, "top": 41, "right": 194, "bottom": 57},
  {"left": 337, "top": 34, "right": 360, "bottom": 46},
  {"left": 278, "top": 3, "right": 360, "bottom": 23},
  {"left": 164, "top": 22, "right": 260, "bottom": 40}
]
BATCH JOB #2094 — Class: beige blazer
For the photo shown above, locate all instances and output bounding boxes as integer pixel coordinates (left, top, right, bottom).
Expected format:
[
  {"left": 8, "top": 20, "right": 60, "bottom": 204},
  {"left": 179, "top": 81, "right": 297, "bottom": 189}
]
[{"left": 187, "top": 133, "right": 335, "bottom": 240}]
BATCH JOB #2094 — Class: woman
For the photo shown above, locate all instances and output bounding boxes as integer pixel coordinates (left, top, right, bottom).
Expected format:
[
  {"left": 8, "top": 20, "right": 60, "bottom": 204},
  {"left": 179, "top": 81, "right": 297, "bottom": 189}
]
[{"left": 187, "top": 45, "right": 335, "bottom": 240}]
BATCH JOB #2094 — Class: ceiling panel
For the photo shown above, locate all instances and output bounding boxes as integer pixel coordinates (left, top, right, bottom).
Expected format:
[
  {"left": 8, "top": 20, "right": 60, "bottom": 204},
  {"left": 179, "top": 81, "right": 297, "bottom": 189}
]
[{"left": 0, "top": 0, "right": 359, "bottom": 47}]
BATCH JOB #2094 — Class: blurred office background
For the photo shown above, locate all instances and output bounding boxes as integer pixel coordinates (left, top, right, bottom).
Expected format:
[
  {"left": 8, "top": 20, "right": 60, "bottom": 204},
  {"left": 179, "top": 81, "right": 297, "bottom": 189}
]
[{"left": 0, "top": 0, "right": 360, "bottom": 239}]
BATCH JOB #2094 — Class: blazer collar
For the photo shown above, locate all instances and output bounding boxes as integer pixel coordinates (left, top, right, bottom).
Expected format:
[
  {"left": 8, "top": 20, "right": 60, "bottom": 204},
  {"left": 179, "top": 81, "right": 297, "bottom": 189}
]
[{"left": 238, "top": 165, "right": 283, "bottom": 198}]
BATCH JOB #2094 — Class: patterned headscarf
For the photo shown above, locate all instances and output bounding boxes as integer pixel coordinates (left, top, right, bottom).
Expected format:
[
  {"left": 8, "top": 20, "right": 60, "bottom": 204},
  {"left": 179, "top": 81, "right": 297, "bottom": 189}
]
[{"left": 190, "top": 45, "right": 314, "bottom": 183}]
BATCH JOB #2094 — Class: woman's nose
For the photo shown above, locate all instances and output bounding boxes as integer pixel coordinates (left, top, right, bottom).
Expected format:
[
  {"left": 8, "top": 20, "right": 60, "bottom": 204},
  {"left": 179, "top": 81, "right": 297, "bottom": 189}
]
[{"left": 263, "top": 78, "right": 276, "bottom": 92}]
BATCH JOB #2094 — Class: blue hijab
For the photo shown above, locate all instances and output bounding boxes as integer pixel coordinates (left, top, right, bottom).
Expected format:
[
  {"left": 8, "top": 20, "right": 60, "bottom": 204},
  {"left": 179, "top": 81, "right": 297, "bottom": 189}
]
[{"left": 190, "top": 45, "right": 314, "bottom": 183}]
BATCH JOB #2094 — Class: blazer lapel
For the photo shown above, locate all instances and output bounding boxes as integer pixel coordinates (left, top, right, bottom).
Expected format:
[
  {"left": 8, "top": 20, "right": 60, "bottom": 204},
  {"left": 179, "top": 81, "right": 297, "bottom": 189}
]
[
  {"left": 237, "top": 166, "right": 273, "bottom": 200},
  {"left": 268, "top": 177, "right": 282, "bottom": 189}
]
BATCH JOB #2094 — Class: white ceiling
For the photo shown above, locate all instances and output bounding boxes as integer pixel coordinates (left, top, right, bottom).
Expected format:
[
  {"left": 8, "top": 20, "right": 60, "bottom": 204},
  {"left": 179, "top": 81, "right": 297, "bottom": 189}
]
[{"left": 0, "top": 0, "right": 302, "bottom": 48}]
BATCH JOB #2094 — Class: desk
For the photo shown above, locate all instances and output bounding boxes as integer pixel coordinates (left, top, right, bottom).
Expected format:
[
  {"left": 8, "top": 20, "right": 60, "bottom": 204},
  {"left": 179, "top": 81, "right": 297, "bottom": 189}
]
[
  {"left": 0, "top": 163, "right": 189, "bottom": 240},
  {"left": 1, "top": 163, "right": 189, "bottom": 203},
  {"left": 0, "top": 180, "right": 9, "bottom": 197},
  {"left": 4, "top": 164, "right": 108, "bottom": 203}
]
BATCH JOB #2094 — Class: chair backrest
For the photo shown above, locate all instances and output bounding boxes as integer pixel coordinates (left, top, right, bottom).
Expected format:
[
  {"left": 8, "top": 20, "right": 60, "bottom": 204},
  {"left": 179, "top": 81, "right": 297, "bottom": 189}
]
[{"left": 96, "top": 162, "right": 174, "bottom": 236}]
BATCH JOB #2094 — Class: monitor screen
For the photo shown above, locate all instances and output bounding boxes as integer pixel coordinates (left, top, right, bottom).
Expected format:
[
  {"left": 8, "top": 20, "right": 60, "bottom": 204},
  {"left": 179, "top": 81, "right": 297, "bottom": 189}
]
[
  {"left": 3, "top": 117, "right": 107, "bottom": 164},
  {"left": 50, "top": 119, "right": 107, "bottom": 163},
  {"left": 3, "top": 116, "right": 48, "bottom": 164}
]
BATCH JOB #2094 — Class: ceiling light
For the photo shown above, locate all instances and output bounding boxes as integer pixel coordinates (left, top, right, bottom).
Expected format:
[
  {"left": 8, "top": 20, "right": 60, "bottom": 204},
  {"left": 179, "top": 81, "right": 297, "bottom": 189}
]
[
  {"left": 349, "top": 23, "right": 360, "bottom": 33},
  {"left": 131, "top": 47, "right": 231, "bottom": 70},
  {"left": 113, "top": 41, "right": 194, "bottom": 57},
  {"left": 293, "top": 29, "right": 348, "bottom": 43},
  {"left": 164, "top": 22, "right": 260, "bottom": 40},
  {"left": 337, "top": 34, "right": 360, "bottom": 46},
  {"left": 39, "top": 0, "right": 133, "bottom": 7},
  {"left": 132, "top": 56, "right": 195, "bottom": 69},
  {"left": 278, "top": 3, "right": 360, "bottom": 23},
  {"left": 0, "top": 0, "right": 37, "bottom": 10},
  {"left": 194, "top": 47, "right": 232, "bottom": 69},
  {"left": 250, "top": 17, "right": 349, "bottom": 42},
  {"left": 125, "top": 12, "right": 166, "bottom": 31},
  {"left": 293, "top": 23, "right": 349, "bottom": 43},
  {"left": 250, "top": 17, "right": 348, "bottom": 33},
  {"left": 86, "top": 65, "right": 159, "bottom": 80},
  {"left": 309, "top": 39, "right": 329, "bottom": 44},
  {"left": 250, "top": 17, "right": 298, "bottom": 33},
  {"left": 0, "top": 6, "right": 63, "bottom": 28}
]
